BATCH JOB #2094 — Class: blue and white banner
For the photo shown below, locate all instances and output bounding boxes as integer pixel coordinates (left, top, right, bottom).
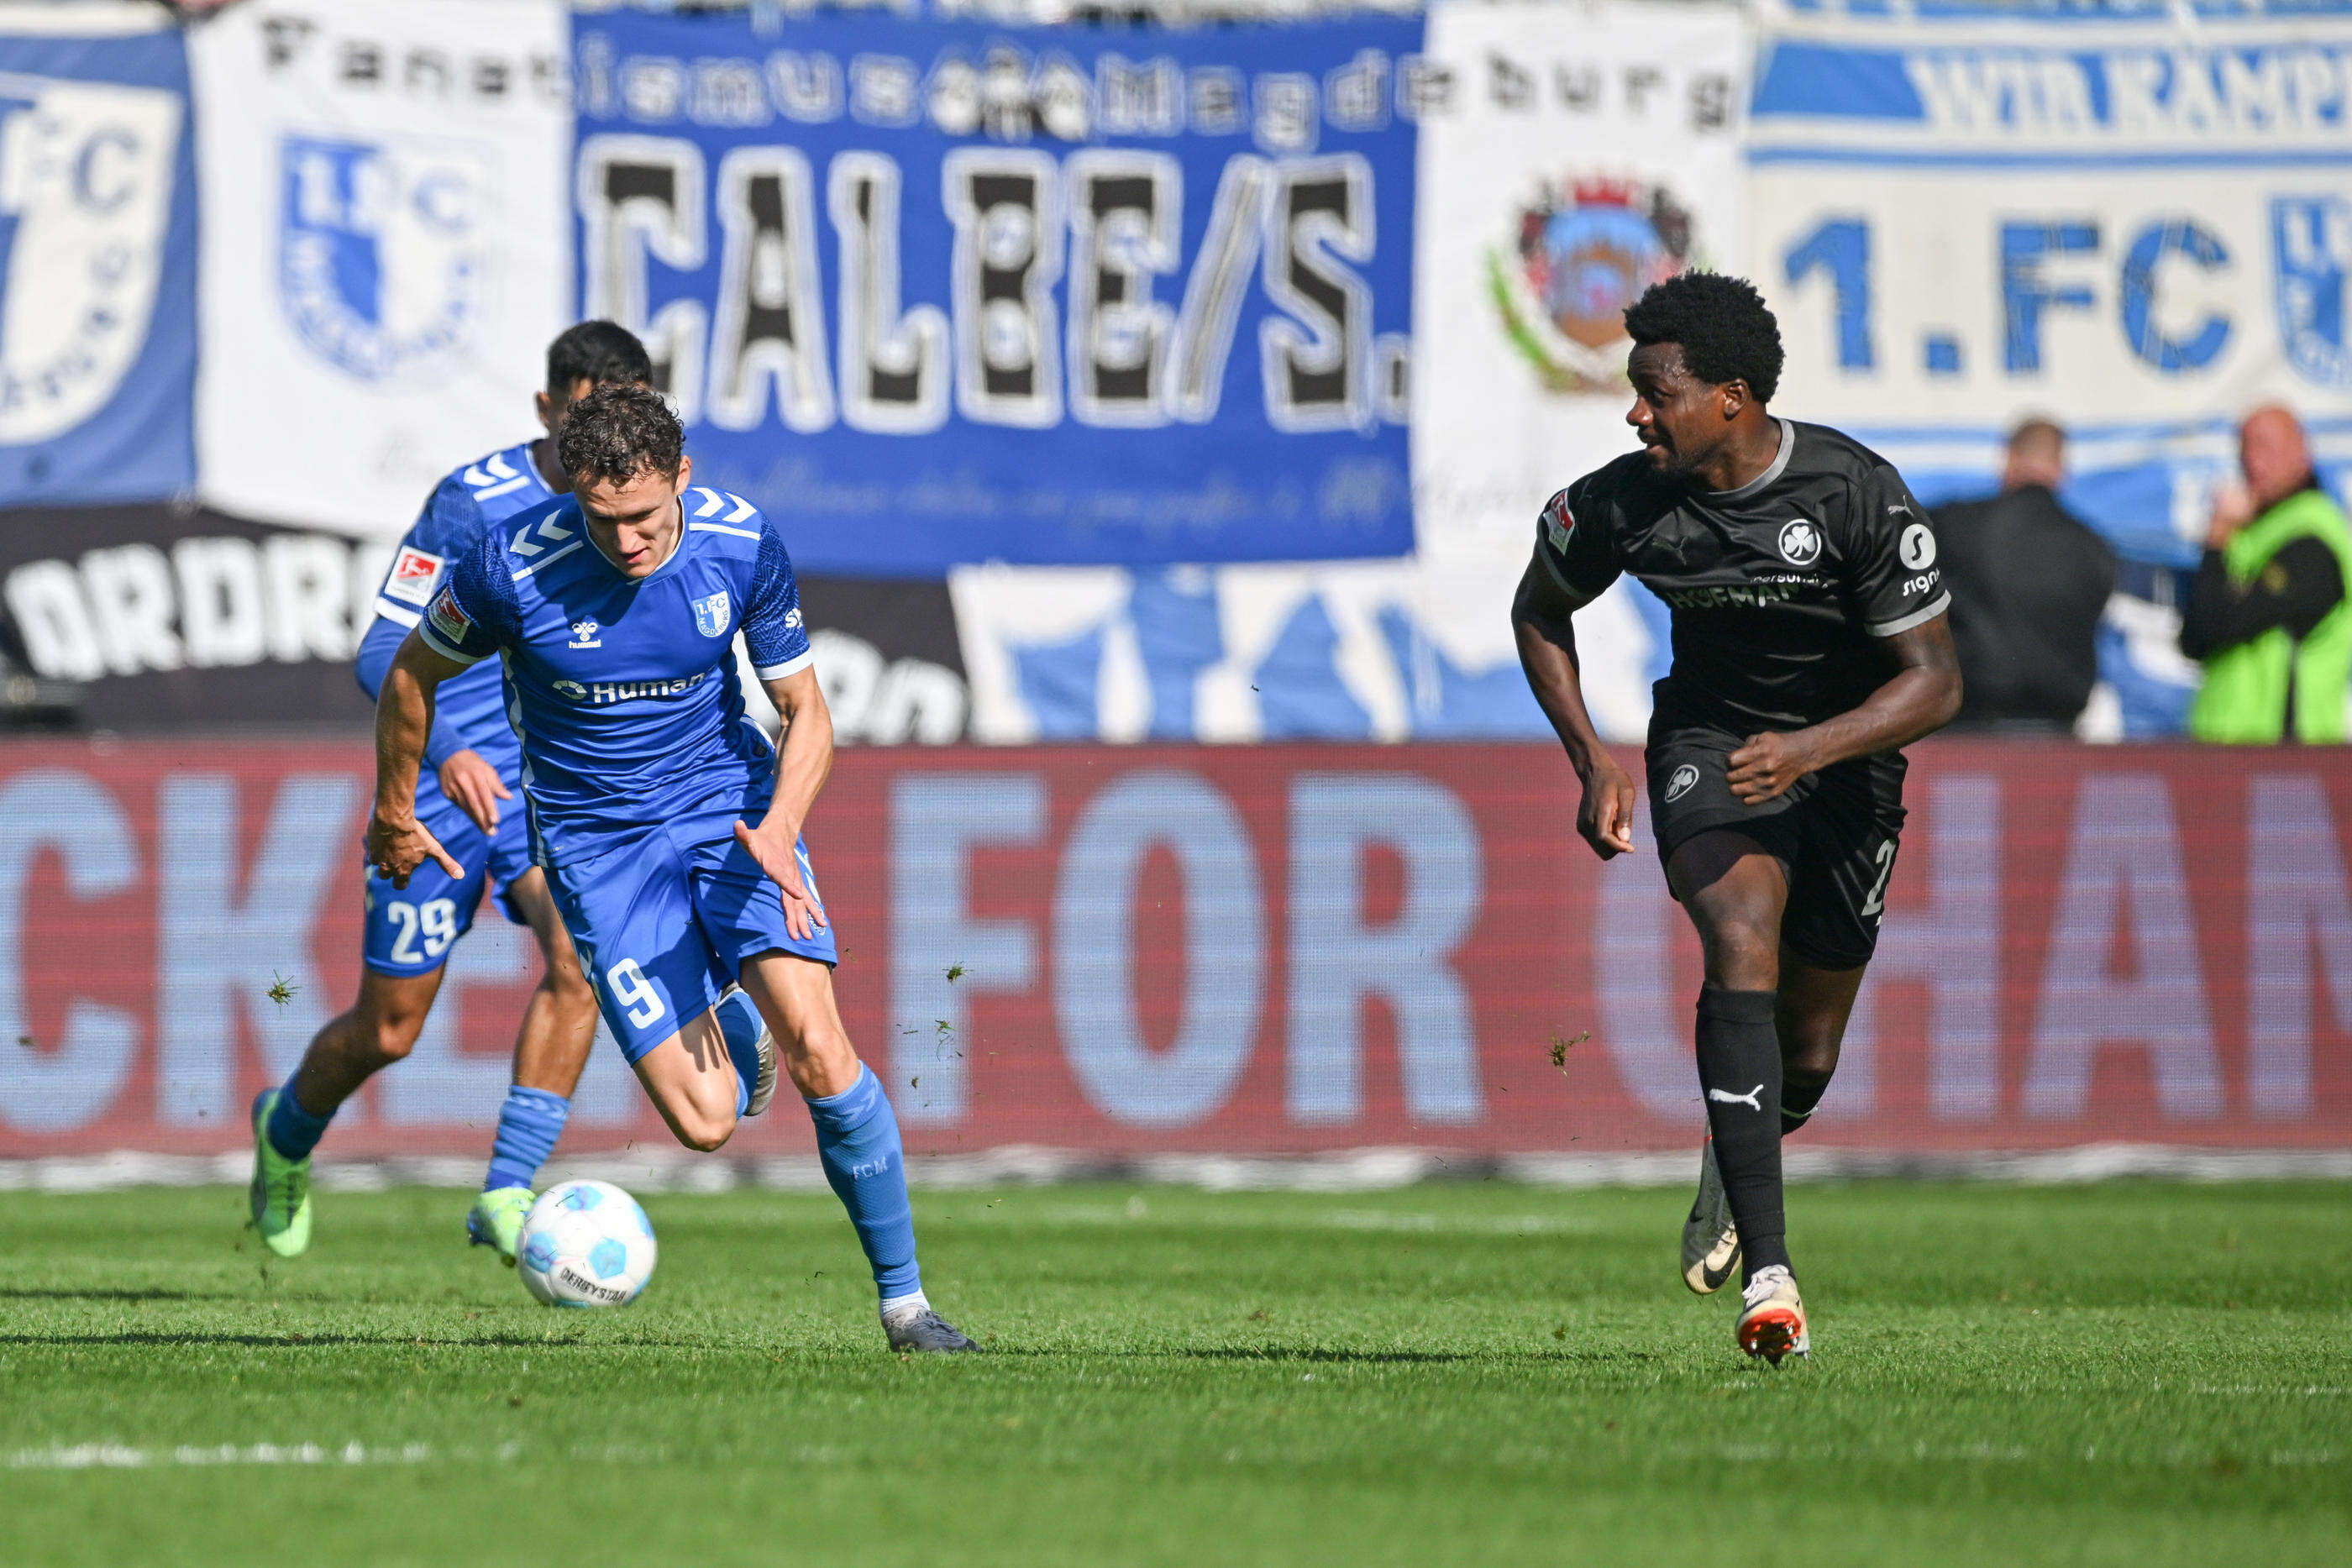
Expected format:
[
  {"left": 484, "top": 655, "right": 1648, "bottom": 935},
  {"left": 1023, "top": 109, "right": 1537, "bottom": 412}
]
[
  {"left": 192, "top": 0, "right": 572, "bottom": 536},
  {"left": 1749, "top": 8, "right": 2352, "bottom": 564},
  {"left": 0, "top": 3, "right": 195, "bottom": 506},
  {"left": 572, "top": 11, "right": 1420, "bottom": 574}
]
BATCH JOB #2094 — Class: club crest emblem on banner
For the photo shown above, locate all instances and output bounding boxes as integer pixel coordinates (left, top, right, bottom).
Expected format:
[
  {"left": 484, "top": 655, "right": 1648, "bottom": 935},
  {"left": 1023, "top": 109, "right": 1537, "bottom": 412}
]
[
  {"left": 2274, "top": 195, "right": 2352, "bottom": 390},
  {"left": 1489, "top": 176, "right": 1698, "bottom": 395},
  {"left": 0, "top": 72, "right": 182, "bottom": 443},
  {"left": 693, "top": 590, "right": 731, "bottom": 638},
  {"left": 276, "top": 134, "right": 486, "bottom": 382}
]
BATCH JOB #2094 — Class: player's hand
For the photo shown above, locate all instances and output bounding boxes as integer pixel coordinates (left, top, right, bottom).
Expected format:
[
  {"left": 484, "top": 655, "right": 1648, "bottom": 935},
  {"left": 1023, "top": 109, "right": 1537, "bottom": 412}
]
[
  {"left": 1727, "top": 731, "right": 1818, "bottom": 805},
  {"left": 1577, "top": 754, "right": 1638, "bottom": 860},
  {"left": 437, "top": 750, "right": 510, "bottom": 834},
  {"left": 733, "top": 819, "right": 828, "bottom": 942},
  {"left": 366, "top": 807, "right": 464, "bottom": 889}
]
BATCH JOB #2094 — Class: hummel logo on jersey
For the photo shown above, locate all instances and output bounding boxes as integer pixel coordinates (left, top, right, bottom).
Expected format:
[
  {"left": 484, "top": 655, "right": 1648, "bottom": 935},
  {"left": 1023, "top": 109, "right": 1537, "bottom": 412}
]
[
  {"left": 511, "top": 517, "right": 576, "bottom": 559},
  {"left": 1708, "top": 1083, "right": 1765, "bottom": 1111},
  {"left": 464, "top": 451, "right": 533, "bottom": 502},
  {"left": 1665, "top": 763, "right": 1700, "bottom": 803},
  {"left": 690, "top": 487, "right": 759, "bottom": 525},
  {"left": 570, "top": 619, "right": 601, "bottom": 648},
  {"left": 1777, "top": 517, "right": 1823, "bottom": 566}
]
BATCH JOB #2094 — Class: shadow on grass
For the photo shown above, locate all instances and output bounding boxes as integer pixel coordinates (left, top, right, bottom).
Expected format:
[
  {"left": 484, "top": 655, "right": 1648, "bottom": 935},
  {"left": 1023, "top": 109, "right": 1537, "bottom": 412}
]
[
  {"left": 0, "top": 1287, "right": 240, "bottom": 1303},
  {"left": 0, "top": 1332, "right": 570, "bottom": 1350}
]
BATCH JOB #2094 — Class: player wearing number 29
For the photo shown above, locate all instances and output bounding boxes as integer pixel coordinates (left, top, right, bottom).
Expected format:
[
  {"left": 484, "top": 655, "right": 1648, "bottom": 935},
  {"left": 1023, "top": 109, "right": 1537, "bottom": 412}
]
[
  {"left": 1511, "top": 274, "right": 1961, "bottom": 1362},
  {"left": 372, "top": 383, "right": 974, "bottom": 1352},
  {"left": 244, "top": 324, "right": 783, "bottom": 1266}
]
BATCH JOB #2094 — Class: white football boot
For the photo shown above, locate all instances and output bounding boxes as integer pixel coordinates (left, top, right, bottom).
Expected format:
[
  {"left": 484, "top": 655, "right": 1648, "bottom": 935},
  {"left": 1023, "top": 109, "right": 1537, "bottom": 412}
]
[
  {"left": 1680, "top": 1136, "right": 1741, "bottom": 1295},
  {"left": 1736, "top": 1264, "right": 1809, "bottom": 1364}
]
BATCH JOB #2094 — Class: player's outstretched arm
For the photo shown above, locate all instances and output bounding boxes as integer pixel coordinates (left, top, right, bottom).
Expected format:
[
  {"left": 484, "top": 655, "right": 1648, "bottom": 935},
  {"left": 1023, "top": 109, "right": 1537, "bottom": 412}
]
[
  {"left": 1513, "top": 554, "right": 1637, "bottom": 859},
  {"left": 368, "top": 630, "right": 470, "bottom": 889},
  {"left": 1726, "top": 615, "right": 1963, "bottom": 805},
  {"left": 736, "top": 664, "right": 836, "bottom": 940}
]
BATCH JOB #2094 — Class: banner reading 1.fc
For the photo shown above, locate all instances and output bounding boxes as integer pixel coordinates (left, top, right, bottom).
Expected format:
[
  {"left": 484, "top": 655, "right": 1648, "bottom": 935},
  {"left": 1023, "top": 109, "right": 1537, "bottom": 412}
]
[
  {"left": 571, "top": 11, "right": 1420, "bottom": 575},
  {"left": 1747, "top": 9, "right": 2352, "bottom": 543}
]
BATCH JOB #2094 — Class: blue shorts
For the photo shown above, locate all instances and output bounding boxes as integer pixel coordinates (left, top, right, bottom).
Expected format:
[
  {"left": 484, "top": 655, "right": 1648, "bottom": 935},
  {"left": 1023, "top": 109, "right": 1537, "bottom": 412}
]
[
  {"left": 361, "top": 789, "right": 537, "bottom": 976},
  {"left": 546, "top": 805, "right": 836, "bottom": 1062}
]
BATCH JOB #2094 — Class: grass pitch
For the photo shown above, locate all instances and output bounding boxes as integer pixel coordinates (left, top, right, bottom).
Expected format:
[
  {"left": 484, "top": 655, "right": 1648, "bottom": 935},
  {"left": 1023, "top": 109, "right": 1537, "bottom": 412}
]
[{"left": 2, "top": 1179, "right": 2347, "bottom": 1566}]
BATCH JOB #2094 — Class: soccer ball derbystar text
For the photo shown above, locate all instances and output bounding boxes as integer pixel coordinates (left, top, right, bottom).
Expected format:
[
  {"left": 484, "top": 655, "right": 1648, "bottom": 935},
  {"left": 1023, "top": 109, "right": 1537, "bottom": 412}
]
[{"left": 517, "top": 1180, "right": 657, "bottom": 1308}]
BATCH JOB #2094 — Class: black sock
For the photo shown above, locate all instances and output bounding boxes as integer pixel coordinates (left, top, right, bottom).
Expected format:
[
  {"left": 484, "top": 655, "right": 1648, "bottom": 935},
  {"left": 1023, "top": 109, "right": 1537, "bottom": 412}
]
[
  {"left": 1782, "top": 1066, "right": 1833, "bottom": 1137},
  {"left": 1695, "top": 984, "right": 1790, "bottom": 1282}
]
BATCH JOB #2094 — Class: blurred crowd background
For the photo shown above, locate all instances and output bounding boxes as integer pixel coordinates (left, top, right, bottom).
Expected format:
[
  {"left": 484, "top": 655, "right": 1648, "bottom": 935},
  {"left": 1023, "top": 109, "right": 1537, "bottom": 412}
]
[{"left": 3, "top": 0, "right": 2348, "bottom": 749}]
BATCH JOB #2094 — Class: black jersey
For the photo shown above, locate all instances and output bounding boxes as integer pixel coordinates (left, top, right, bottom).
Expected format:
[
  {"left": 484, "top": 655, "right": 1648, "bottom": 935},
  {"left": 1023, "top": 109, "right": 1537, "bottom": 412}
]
[{"left": 1536, "top": 419, "right": 1949, "bottom": 737}]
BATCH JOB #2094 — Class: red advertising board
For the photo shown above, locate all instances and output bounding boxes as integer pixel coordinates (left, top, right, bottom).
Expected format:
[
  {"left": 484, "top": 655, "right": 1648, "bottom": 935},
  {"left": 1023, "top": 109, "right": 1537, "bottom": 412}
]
[{"left": 0, "top": 737, "right": 2346, "bottom": 1160}]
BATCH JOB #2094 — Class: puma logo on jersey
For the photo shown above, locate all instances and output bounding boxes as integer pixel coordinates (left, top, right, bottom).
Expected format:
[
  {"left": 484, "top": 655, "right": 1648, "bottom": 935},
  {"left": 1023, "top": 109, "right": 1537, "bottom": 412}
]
[{"left": 1709, "top": 1083, "right": 1765, "bottom": 1111}]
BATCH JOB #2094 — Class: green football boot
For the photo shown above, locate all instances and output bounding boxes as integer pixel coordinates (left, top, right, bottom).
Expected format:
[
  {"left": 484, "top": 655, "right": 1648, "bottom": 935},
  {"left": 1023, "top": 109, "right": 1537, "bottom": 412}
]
[
  {"left": 247, "top": 1089, "right": 313, "bottom": 1258},
  {"left": 467, "top": 1186, "right": 536, "bottom": 1265}
]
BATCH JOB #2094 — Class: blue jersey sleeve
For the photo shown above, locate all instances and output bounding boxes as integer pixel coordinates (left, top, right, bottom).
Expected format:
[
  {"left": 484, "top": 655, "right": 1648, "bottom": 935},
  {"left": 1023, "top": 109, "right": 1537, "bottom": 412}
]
[
  {"left": 743, "top": 524, "right": 813, "bottom": 679},
  {"left": 355, "top": 611, "right": 473, "bottom": 769},
  {"left": 418, "top": 527, "right": 521, "bottom": 666}
]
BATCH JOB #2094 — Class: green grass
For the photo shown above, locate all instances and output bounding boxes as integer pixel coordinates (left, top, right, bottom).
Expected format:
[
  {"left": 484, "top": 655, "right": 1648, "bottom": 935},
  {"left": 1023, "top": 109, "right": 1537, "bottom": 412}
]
[{"left": 2, "top": 1180, "right": 2348, "bottom": 1566}]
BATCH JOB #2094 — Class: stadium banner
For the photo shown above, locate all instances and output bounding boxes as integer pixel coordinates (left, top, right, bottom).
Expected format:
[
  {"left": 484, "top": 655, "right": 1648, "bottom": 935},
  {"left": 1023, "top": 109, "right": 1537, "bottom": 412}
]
[
  {"left": 1747, "top": 5, "right": 2352, "bottom": 567},
  {"left": 0, "top": 496, "right": 971, "bottom": 737},
  {"left": 569, "top": 10, "right": 1420, "bottom": 574},
  {"left": 0, "top": 3, "right": 197, "bottom": 507},
  {"left": 189, "top": 0, "right": 572, "bottom": 538},
  {"left": 3, "top": 737, "right": 2345, "bottom": 1161},
  {"left": 1410, "top": 0, "right": 1750, "bottom": 564},
  {"left": 948, "top": 558, "right": 1563, "bottom": 743}
]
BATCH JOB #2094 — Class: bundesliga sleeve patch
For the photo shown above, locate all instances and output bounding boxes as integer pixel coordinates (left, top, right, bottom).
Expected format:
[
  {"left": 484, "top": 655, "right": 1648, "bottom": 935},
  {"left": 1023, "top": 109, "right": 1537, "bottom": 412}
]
[
  {"left": 382, "top": 546, "right": 445, "bottom": 607},
  {"left": 424, "top": 585, "right": 474, "bottom": 648},
  {"left": 1541, "top": 490, "right": 1575, "bottom": 553}
]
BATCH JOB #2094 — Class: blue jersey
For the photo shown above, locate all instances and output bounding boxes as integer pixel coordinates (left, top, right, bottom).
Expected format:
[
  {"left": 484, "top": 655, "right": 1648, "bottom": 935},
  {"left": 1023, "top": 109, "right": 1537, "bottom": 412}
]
[
  {"left": 355, "top": 440, "right": 556, "bottom": 789},
  {"left": 417, "top": 484, "right": 813, "bottom": 867}
]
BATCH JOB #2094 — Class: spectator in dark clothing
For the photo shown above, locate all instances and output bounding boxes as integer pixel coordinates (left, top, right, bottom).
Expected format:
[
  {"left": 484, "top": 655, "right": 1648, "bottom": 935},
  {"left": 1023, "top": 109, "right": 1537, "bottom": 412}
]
[
  {"left": 2181, "top": 406, "right": 2352, "bottom": 743},
  {"left": 1933, "top": 419, "right": 2118, "bottom": 732}
]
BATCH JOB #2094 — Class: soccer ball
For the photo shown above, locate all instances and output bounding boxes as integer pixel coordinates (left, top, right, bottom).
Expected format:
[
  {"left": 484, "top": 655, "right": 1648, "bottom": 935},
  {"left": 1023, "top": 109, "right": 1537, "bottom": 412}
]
[{"left": 516, "top": 1180, "right": 657, "bottom": 1308}]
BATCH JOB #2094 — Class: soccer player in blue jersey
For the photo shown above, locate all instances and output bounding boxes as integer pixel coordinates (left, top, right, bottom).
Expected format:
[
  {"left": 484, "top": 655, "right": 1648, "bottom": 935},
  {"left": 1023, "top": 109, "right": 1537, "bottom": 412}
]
[
  {"left": 247, "top": 323, "right": 770, "bottom": 1264},
  {"left": 367, "top": 384, "right": 974, "bottom": 1351}
]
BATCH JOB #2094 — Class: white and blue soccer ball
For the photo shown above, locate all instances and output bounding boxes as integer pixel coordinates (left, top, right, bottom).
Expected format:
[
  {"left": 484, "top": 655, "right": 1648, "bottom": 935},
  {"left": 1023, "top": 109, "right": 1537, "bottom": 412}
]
[{"left": 517, "top": 1180, "right": 657, "bottom": 1308}]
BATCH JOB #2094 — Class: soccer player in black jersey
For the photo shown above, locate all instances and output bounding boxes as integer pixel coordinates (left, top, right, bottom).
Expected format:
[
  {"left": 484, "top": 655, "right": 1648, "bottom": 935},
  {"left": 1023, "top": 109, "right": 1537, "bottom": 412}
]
[{"left": 1511, "top": 274, "right": 1961, "bottom": 1361}]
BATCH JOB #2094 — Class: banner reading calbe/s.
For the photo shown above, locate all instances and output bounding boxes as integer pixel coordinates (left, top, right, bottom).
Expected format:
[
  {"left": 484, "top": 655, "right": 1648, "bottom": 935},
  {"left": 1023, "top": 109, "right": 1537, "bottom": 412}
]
[{"left": 573, "top": 11, "right": 1418, "bottom": 574}]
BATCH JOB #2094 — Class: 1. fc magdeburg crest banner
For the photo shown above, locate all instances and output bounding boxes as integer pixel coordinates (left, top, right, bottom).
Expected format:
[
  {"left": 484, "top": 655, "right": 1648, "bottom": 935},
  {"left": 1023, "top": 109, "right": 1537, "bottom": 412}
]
[
  {"left": 0, "top": 3, "right": 196, "bottom": 507},
  {"left": 1410, "top": 1, "right": 1750, "bottom": 564},
  {"left": 191, "top": 0, "right": 570, "bottom": 538},
  {"left": 572, "top": 10, "right": 1420, "bottom": 574},
  {"left": 1747, "top": 6, "right": 2352, "bottom": 561}
]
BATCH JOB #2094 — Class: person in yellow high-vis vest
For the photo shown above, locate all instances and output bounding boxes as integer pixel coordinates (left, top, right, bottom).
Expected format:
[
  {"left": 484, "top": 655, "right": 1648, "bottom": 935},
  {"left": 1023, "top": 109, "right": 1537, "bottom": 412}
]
[{"left": 2181, "top": 406, "right": 2352, "bottom": 742}]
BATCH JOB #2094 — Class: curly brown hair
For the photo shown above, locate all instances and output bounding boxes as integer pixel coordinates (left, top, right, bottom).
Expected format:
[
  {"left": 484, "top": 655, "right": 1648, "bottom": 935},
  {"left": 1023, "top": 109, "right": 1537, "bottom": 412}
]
[{"left": 556, "top": 383, "right": 684, "bottom": 486}]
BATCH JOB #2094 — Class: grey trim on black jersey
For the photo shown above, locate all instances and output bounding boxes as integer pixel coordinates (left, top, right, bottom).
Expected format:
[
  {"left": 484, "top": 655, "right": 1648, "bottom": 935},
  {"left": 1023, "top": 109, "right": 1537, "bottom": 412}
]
[
  {"left": 1866, "top": 590, "right": 1951, "bottom": 638},
  {"left": 1534, "top": 540, "right": 1597, "bottom": 608},
  {"left": 1703, "top": 418, "right": 1796, "bottom": 504}
]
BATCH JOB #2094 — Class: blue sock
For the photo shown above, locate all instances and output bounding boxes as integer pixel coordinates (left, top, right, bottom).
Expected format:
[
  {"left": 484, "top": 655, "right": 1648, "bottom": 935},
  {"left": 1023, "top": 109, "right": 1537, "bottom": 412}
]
[
  {"left": 484, "top": 1087, "right": 570, "bottom": 1193},
  {"left": 263, "top": 1078, "right": 332, "bottom": 1162},
  {"left": 717, "top": 989, "right": 765, "bottom": 1117},
  {"left": 805, "top": 1065, "right": 921, "bottom": 1302}
]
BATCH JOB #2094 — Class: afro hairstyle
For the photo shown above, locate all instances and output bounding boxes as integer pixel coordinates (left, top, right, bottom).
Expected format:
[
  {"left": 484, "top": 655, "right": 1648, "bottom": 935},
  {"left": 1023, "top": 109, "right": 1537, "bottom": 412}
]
[{"left": 1623, "top": 272, "right": 1783, "bottom": 404}]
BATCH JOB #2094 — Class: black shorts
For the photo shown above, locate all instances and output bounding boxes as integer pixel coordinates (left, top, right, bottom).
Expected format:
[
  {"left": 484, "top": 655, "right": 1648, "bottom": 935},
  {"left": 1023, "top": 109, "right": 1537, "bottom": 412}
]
[{"left": 1645, "top": 726, "right": 1908, "bottom": 970}]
